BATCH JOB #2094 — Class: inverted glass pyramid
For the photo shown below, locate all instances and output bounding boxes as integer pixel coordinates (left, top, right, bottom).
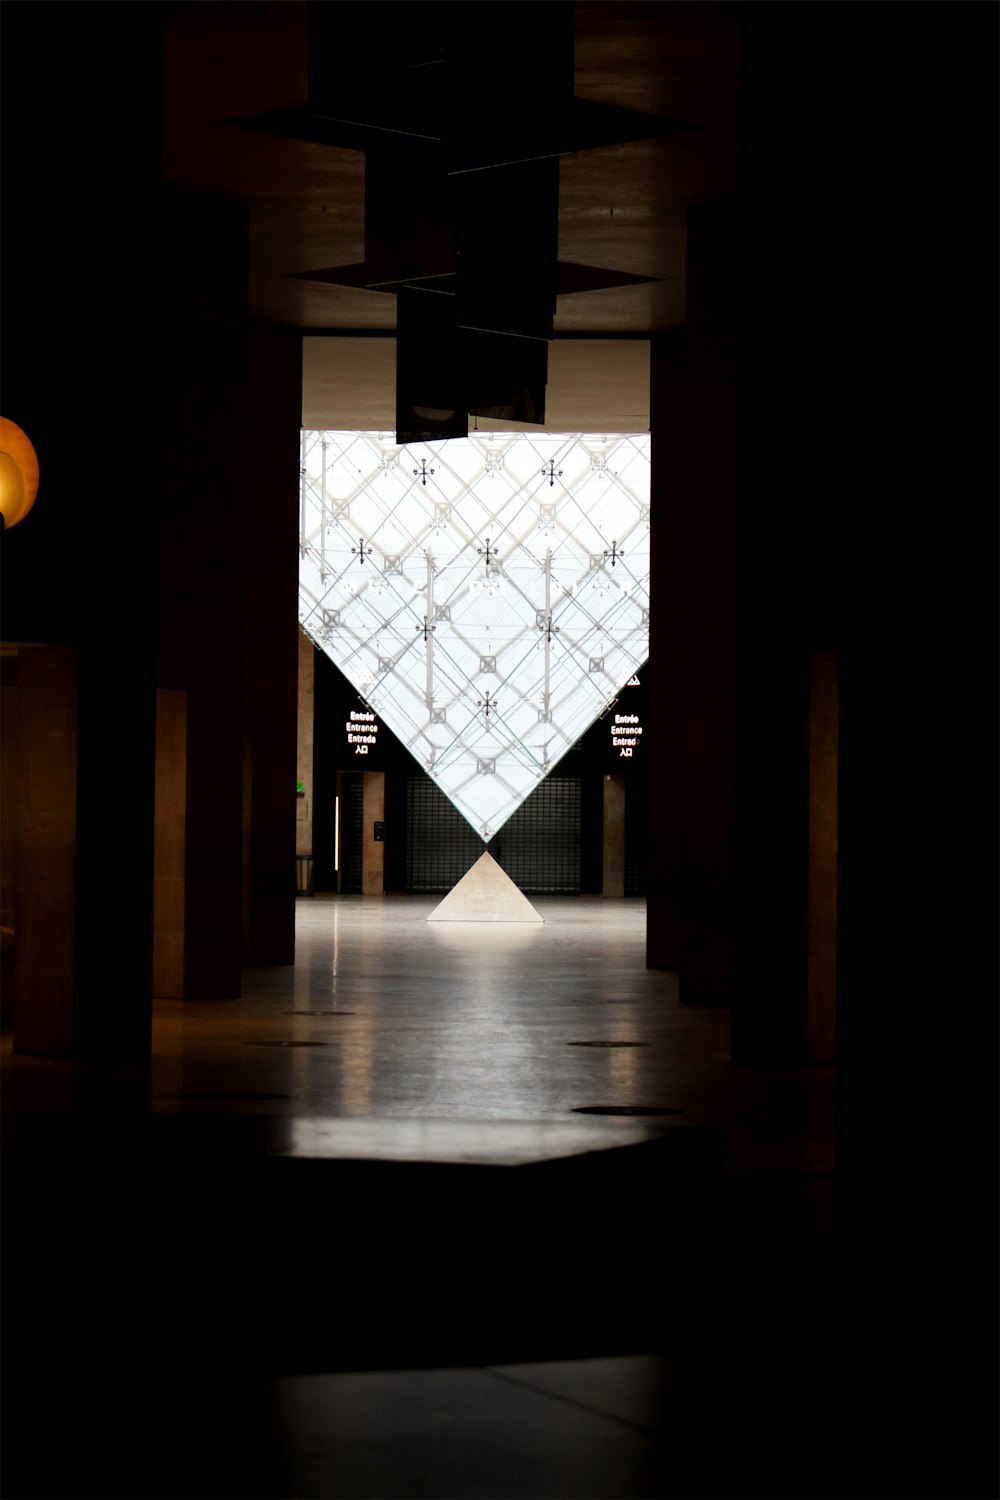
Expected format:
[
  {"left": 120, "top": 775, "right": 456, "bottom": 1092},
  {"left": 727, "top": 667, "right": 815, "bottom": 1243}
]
[{"left": 299, "top": 431, "right": 650, "bottom": 840}]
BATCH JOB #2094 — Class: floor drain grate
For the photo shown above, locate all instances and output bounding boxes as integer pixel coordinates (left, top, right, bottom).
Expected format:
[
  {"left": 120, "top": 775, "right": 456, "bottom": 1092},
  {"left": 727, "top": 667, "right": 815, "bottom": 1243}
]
[
  {"left": 567, "top": 1040, "right": 650, "bottom": 1048},
  {"left": 243, "top": 1040, "right": 330, "bottom": 1048},
  {"left": 182, "top": 1091, "right": 289, "bottom": 1102},
  {"left": 572, "top": 1105, "right": 682, "bottom": 1117},
  {"left": 282, "top": 1010, "right": 356, "bottom": 1016}
]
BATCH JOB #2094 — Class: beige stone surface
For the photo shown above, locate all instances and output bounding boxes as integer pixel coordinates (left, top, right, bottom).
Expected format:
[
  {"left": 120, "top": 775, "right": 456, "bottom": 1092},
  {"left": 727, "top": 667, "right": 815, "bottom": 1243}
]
[
  {"left": 426, "top": 852, "right": 543, "bottom": 924},
  {"left": 302, "top": 338, "right": 650, "bottom": 435},
  {"left": 362, "top": 772, "right": 385, "bottom": 897}
]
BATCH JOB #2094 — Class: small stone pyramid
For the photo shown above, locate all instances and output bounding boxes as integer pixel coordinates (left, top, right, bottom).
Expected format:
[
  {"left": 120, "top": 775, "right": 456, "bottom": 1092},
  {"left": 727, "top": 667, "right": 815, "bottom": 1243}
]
[{"left": 426, "top": 851, "right": 544, "bottom": 923}]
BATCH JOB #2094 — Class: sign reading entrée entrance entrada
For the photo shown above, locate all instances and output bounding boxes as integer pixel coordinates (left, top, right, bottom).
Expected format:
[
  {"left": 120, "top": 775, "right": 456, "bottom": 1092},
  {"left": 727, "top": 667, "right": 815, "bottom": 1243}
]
[
  {"left": 346, "top": 710, "right": 379, "bottom": 756},
  {"left": 611, "top": 713, "right": 643, "bottom": 759}
]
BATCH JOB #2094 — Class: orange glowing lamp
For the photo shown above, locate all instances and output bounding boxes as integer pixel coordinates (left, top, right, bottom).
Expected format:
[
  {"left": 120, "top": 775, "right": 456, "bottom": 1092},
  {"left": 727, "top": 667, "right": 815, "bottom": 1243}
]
[{"left": 0, "top": 418, "right": 40, "bottom": 529}]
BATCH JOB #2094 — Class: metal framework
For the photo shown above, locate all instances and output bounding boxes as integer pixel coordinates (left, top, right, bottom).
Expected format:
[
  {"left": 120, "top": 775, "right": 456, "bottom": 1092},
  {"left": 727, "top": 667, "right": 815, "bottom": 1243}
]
[{"left": 299, "top": 431, "right": 651, "bottom": 840}]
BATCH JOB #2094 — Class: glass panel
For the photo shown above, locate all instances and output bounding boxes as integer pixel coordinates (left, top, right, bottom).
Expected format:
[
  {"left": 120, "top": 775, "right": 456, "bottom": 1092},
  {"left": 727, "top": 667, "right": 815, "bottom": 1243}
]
[{"left": 299, "top": 431, "right": 650, "bottom": 841}]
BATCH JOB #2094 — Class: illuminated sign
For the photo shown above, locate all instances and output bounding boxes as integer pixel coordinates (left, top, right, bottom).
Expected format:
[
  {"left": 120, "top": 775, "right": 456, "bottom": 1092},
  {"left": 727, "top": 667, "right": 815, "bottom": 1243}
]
[
  {"left": 346, "top": 708, "right": 380, "bottom": 757},
  {"left": 611, "top": 711, "right": 643, "bottom": 759}
]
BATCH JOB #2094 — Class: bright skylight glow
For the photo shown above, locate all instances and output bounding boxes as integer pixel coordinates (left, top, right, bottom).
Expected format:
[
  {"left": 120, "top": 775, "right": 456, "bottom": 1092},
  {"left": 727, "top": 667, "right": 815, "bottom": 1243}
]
[{"left": 299, "top": 431, "right": 650, "bottom": 840}]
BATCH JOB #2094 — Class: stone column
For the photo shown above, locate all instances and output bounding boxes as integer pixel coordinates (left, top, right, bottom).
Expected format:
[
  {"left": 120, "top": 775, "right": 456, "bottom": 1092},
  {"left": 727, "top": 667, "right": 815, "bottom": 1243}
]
[
  {"left": 296, "top": 631, "right": 315, "bottom": 861},
  {"left": 362, "top": 772, "right": 385, "bottom": 895},
  {"left": 0, "top": 656, "right": 17, "bottom": 1024},
  {"left": 152, "top": 688, "right": 187, "bottom": 999},
  {"left": 12, "top": 647, "right": 78, "bottom": 1055},
  {"left": 1, "top": 0, "right": 161, "bottom": 1056},
  {"left": 155, "top": 189, "right": 248, "bottom": 999},
  {"left": 243, "top": 324, "right": 302, "bottom": 963},
  {"left": 807, "top": 651, "right": 838, "bottom": 1062},
  {"left": 602, "top": 774, "right": 626, "bottom": 898},
  {"left": 646, "top": 198, "right": 737, "bottom": 1002}
]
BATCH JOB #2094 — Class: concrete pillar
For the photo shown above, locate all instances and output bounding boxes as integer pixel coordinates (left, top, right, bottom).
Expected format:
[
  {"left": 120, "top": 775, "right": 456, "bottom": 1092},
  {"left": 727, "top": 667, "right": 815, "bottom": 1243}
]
[
  {"left": 243, "top": 324, "right": 301, "bottom": 964},
  {"left": 242, "top": 730, "right": 253, "bottom": 949},
  {"left": 0, "top": 0, "right": 161, "bottom": 1056},
  {"left": 182, "top": 686, "right": 245, "bottom": 998},
  {"left": 736, "top": 9, "right": 998, "bottom": 1492},
  {"left": 6, "top": 639, "right": 150, "bottom": 1055},
  {"left": 602, "top": 774, "right": 626, "bottom": 898},
  {"left": 12, "top": 647, "right": 78, "bottom": 1055},
  {"left": 807, "top": 651, "right": 838, "bottom": 1062},
  {"left": 0, "top": 658, "right": 17, "bottom": 1024},
  {"left": 645, "top": 330, "right": 684, "bottom": 968},
  {"left": 362, "top": 772, "right": 385, "bottom": 895},
  {"left": 646, "top": 198, "right": 737, "bottom": 1001},
  {"left": 297, "top": 631, "right": 315, "bottom": 859},
  {"left": 155, "top": 190, "right": 248, "bottom": 998},
  {"left": 152, "top": 689, "right": 186, "bottom": 998}
]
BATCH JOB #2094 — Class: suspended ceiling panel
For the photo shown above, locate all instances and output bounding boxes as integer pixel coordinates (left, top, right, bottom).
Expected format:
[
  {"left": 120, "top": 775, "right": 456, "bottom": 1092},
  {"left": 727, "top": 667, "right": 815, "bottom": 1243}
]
[
  {"left": 302, "top": 338, "right": 650, "bottom": 434},
  {"left": 161, "top": 4, "right": 739, "bottom": 336}
]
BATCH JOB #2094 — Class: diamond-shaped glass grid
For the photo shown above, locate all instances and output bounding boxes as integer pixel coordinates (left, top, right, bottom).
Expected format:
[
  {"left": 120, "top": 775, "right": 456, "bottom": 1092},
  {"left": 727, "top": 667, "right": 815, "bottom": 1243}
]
[{"left": 299, "top": 431, "right": 650, "bottom": 840}]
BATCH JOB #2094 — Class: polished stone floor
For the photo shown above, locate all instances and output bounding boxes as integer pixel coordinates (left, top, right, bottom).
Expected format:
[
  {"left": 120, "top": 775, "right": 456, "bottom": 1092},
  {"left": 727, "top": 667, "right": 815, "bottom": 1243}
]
[
  {"left": 2, "top": 895, "right": 839, "bottom": 1499},
  {"left": 4, "top": 896, "right": 833, "bottom": 1165}
]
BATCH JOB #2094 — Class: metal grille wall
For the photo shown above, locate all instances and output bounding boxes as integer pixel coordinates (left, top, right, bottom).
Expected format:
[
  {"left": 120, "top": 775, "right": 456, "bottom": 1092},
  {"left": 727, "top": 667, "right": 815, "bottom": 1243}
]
[
  {"left": 406, "top": 776, "right": 485, "bottom": 893},
  {"left": 406, "top": 772, "right": 582, "bottom": 893},
  {"left": 492, "top": 776, "right": 581, "bottom": 893}
]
